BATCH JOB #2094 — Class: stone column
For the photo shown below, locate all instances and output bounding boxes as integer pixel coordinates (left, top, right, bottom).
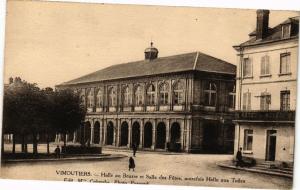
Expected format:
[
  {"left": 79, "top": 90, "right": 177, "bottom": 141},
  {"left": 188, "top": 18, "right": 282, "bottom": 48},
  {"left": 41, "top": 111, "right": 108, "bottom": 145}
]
[
  {"left": 90, "top": 121, "right": 94, "bottom": 145},
  {"left": 103, "top": 119, "right": 107, "bottom": 145},
  {"left": 185, "top": 119, "right": 192, "bottom": 152},
  {"left": 116, "top": 119, "right": 121, "bottom": 147},
  {"left": 99, "top": 119, "right": 103, "bottom": 146},
  {"left": 166, "top": 119, "right": 170, "bottom": 149},
  {"left": 180, "top": 120, "right": 184, "bottom": 151},
  {"left": 151, "top": 120, "right": 156, "bottom": 150},
  {"left": 139, "top": 119, "right": 144, "bottom": 148},
  {"left": 113, "top": 120, "right": 117, "bottom": 146},
  {"left": 127, "top": 119, "right": 132, "bottom": 148}
]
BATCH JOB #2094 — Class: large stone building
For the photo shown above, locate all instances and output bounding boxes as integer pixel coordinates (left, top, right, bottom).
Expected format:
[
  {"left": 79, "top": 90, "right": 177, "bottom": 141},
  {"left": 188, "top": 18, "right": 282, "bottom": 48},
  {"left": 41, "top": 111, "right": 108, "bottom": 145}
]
[
  {"left": 233, "top": 10, "right": 298, "bottom": 162},
  {"left": 57, "top": 43, "right": 236, "bottom": 153}
]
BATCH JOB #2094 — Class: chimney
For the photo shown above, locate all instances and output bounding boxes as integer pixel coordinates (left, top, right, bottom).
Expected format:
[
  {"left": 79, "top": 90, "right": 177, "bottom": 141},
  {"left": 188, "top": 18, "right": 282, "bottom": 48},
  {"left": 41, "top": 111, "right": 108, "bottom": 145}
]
[{"left": 256, "top": 9, "right": 270, "bottom": 40}]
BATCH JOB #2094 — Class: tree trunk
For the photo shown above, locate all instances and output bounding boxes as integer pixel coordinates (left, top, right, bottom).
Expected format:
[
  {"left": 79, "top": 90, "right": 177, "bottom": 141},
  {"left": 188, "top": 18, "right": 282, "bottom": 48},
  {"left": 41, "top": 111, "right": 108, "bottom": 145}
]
[
  {"left": 21, "top": 134, "right": 25, "bottom": 153},
  {"left": 12, "top": 133, "right": 16, "bottom": 154},
  {"left": 33, "top": 133, "right": 38, "bottom": 156},
  {"left": 1, "top": 133, "right": 4, "bottom": 156},
  {"left": 46, "top": 134, "right": 50, "bottom": 155},
  {"left": 63, "top": 133, "right": 67, "bottom": 153}
]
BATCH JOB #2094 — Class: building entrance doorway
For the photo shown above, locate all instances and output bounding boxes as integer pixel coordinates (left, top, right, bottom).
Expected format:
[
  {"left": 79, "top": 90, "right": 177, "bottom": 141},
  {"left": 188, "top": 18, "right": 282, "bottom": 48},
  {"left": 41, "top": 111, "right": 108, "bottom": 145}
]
[
  {"left": 156, "top": 122, "right": 166, "bottom": 149},
  {"left": 120, "top": 122, "right": 128, "bottom": 146},
  {"left": 132, "top": 122, "right": 140, "bottom": 146},
  {"left": 169, "top": 122, "right": 181, "bottom": 151},
  {"left": 93, "top": 121, "right": 100, "bottom": 144},
  {"left": 144, "top": 122, "right": 153, "bottom": 148},
  {"left": 106, "top": 122, "right": 114, "bottom": 145},
  {"left": 266, "top": 130, "right": 277, "bottom": 161},
  {"left": 202, "top": 121, "right": 219, "bottom": 153}
]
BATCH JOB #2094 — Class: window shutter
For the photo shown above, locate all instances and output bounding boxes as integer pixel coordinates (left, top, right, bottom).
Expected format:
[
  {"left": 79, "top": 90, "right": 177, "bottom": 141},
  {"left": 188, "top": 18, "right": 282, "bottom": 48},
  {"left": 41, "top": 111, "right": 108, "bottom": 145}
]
[
  {"left": 242, "top": 93, "right": 247, "bottom": 110},
  {"left": 261, "top": 56, "right": 265, "bottom": 75},
  {"left": 266, "top": 56, "right": 270, "bottom": 74},
  {"left": 247, "top": 92, "right": 251, "bottom": 110}
]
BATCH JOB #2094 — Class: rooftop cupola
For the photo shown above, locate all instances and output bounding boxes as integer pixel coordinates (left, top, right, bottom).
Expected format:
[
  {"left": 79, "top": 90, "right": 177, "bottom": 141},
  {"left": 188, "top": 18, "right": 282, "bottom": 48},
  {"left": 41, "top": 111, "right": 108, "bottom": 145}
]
[{"left": 144, "top": 42, "right": 158, "bottom": 61}]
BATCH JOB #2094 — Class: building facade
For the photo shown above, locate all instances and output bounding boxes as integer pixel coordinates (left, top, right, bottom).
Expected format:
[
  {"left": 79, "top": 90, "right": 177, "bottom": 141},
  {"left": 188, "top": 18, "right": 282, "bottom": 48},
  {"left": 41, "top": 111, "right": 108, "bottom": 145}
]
[
  {"left": 57, "top": 43, "right": 236, "bottom": 153},
  {"left": 233, "top": 10, "right": 298, "bottom": 162}
]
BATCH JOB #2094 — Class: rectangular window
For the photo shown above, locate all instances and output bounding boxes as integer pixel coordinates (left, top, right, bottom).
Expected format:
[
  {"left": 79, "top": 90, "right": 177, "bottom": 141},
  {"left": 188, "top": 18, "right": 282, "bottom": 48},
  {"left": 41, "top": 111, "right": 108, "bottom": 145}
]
[
  {"left": 260, "top": 55, "right": 270, "bottom": 75},
  {"left": 260, "top": 94, "right": 271, "bottom": 110},
  {"left": 242, "top": 92, "right": 251, "bottom": 110},
  {"left": 243, "top": 58, "right": 252, "bottom": 77},
  {"left": 280, "top": 53, "right": 291, "bottom": 74},
  {"left": 280, "top": 90, "right": 290, "bottom": 111},
  {"left": 243, "top": 129, "right": 253, "bottom": 151}
]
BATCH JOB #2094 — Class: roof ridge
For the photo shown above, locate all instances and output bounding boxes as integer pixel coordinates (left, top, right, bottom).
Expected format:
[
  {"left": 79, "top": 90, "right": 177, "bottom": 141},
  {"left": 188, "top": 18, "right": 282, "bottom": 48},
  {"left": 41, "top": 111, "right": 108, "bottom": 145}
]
[{"left": 193, "top": 52, "right": 199, "bottom": 70}]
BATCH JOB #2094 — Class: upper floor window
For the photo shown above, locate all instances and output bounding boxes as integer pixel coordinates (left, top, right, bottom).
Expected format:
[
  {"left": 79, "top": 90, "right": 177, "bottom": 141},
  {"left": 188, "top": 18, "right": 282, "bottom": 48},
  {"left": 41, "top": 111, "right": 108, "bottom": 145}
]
[
  {"left": 280, "top": 90, "right": 290, "bottom": 111},
  {"left": 96, "top": 89, "right": 103, "bottom": 108},
  {"left": 134, "top": 85, "right": 143, "bottom": 106},
  {"left": 204, "top": 82, "right": 217, "bottom": 107},
  {"left": 242, "top": 91, "right": 251, "bottom": 110},
  {"left": 87, "top": 90, "right": 94, "bottom": 108},
  {"left": 260, "top": 92, "right": 271, "bottom": 111},
  {"left": 261, "top": 55, "right": 270, "bottom": 75},
  {"left": 159, "top": 83, "right": 169, "bottom": 105},
  {"left": 280, "top": 53, "right": 291, "bottom": 74},
  {"left": 173, "top": 81, "right": 184, "bottom": 105},
  {"left": 282, "top": 24, "right": 291, "bottom": 38},
  {"left": 108, "top": 87, "right": 117, "bottom": 107},
  {"left": 228, "top": 85, "right": 236, "bottom": 109},
  {"left": 243, "top": 58, "right": 252, "bottom": 77},
  {"left": 243, "top": 129, "right": 253, "bottom": 151},
  {"left": 122, "top": 86, "right": 131, "bottom": 106},
  {"left": 146, "top": 84, "right": 156, "bottom": 106}
]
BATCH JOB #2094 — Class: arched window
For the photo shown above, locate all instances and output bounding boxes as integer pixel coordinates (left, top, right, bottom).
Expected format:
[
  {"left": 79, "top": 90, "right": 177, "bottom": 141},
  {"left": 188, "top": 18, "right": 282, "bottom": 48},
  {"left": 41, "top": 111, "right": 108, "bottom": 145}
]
[
  {"left": 87, "top": 90, "right": 94, "bottom": 108},
  {"left": 159, "top": 83, "right": 169, "bottom": 105},
  {"left": 204, "top": 82, "right": 217, "bottom": 106},
  {"left": 173, "top": 81, "right": 184, "bottom": 105},
  {"left": 80, "top": 90, "right": 86, "bottom": 106},
  {"left": 134, "top": 85, "right": 143, "bottom": 106},
  {"left": 108, "top": 87, "right": 117, "bottom": 107},
  {"left": 146, "top": 84, "right": 155, "bottom": 105},
  {"left": 96, "top": 89, "right": 103, "bottom": 108},
  {"left": 122, "top": 86, "right": 131, "bottom": 106}
]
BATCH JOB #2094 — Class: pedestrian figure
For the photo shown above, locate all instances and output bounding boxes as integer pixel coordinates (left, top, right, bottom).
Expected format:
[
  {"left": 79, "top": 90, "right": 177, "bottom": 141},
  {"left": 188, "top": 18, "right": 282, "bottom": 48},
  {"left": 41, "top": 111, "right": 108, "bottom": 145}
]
[
  {"left": 132, "top": 143, "right": 137, "bottom": 157},
  {"left": 129, "top": 157, "right": 135, "bottom": 171},
  {"left": 236, "top": 147, "right": 244, "bottom": 167},
  {"left": 54, "top": 145, "right": 61, "bottom": 158}
]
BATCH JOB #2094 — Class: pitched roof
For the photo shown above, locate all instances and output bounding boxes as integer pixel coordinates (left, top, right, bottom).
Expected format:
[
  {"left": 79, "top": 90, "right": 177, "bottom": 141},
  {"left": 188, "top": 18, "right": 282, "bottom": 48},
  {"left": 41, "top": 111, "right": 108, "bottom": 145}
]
[
  {"left": 234, "top": 16, "right": 299, "bottom": 48},
  {"left": 58, "top": 51, "right": 236, "bottom": 86}
]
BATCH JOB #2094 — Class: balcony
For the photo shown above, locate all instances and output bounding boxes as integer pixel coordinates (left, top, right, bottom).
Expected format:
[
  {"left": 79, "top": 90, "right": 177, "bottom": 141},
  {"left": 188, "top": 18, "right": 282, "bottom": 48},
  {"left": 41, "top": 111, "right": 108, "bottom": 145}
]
[{"left": 235, "top": 110, "right": 295, "bottom": 122}]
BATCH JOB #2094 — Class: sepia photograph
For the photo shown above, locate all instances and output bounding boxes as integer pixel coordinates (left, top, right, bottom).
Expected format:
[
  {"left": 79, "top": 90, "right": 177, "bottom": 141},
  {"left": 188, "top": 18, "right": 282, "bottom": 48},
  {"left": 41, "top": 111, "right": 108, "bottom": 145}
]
[{"left": 0, "top": 0, "right": 299, "bottom": 189}]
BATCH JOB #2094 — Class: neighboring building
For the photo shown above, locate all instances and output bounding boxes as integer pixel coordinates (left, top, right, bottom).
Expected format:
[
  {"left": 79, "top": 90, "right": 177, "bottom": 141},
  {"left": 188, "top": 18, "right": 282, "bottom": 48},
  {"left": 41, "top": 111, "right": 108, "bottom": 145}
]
[
  {"left": 57, "top": 43, "right": 236, "bottom": 153},
  {"left": 233, "top": 10, "right": 298, "bottom": 163}
]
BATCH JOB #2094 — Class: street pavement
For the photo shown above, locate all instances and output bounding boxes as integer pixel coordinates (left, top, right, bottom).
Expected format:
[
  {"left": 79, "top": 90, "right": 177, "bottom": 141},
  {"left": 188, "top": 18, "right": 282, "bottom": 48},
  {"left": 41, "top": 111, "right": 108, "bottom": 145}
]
[{"left": 1, "top": 144, "right": 293, "bottom": 189}]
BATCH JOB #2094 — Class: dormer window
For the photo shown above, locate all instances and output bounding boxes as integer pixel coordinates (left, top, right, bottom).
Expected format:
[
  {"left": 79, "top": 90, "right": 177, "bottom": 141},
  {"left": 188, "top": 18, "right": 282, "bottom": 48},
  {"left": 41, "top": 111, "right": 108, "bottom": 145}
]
[{"left": 282, "top": 24, "right": 291, "bottom": 38}]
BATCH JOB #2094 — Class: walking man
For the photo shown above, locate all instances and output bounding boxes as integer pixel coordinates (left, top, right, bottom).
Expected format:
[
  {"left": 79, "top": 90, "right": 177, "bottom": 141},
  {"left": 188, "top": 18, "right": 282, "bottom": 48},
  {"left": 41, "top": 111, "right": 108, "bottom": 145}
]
[{"left": 129, "top": 157, "right": 135, "bottom": 171}]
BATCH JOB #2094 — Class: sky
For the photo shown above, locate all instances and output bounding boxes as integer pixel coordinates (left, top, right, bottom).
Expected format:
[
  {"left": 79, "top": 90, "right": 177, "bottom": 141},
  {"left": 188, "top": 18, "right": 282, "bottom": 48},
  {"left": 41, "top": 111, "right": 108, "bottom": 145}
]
[{"left": 3, "top": 0, "right": 299, "bottom": 88}]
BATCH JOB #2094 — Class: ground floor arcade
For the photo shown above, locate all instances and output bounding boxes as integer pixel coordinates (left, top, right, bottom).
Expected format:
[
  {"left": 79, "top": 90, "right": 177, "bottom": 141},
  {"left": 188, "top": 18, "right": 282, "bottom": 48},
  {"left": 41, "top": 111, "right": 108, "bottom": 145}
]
[{"left": 54, "top": 114, "right": 234, "bottom": 153}]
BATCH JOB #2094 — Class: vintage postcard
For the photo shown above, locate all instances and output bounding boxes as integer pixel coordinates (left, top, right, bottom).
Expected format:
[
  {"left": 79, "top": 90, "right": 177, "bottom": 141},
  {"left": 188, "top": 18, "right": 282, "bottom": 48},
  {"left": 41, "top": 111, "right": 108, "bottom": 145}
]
[{"left": 1, "top": 0, "right": 299, "bottom": 189}]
